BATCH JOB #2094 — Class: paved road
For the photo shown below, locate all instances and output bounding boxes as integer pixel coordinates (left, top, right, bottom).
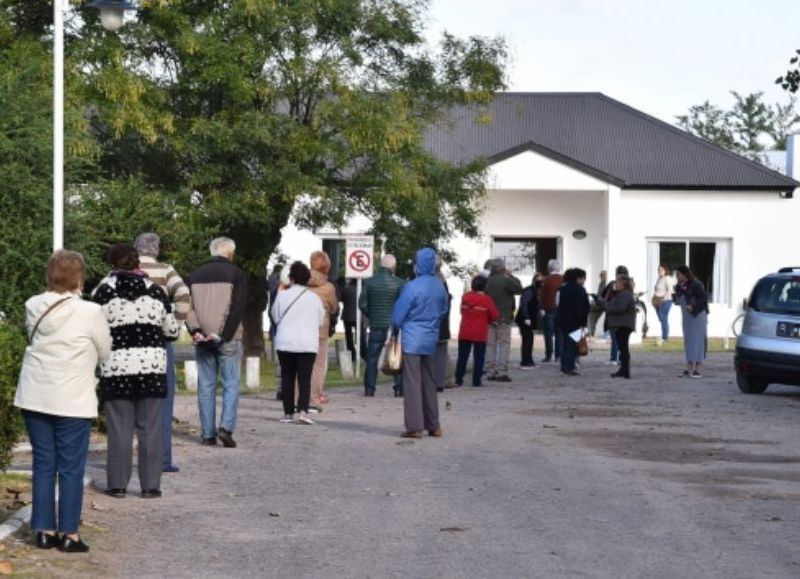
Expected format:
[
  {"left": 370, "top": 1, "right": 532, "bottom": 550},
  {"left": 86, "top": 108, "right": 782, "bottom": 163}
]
[{"left": 8, "top": 350, "right": 800, "bottom": 578}]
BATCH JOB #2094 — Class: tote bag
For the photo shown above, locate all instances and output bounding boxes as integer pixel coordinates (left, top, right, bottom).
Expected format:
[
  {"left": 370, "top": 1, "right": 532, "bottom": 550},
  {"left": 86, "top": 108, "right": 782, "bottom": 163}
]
[{"left": 380, "top": 332, "right": 403, "bottom": 376}]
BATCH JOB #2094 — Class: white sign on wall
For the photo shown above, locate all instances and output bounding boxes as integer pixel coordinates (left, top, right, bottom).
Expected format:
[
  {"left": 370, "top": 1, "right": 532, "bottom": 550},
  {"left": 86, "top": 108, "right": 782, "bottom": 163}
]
[{"left": 345, "top": 236, "right": 375, "bottom": 278}]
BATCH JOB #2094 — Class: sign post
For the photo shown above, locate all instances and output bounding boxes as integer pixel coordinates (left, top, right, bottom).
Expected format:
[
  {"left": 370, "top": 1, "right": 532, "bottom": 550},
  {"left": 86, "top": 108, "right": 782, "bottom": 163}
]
[{"left": 346, "top": 236, "right": 375, "bottom": 379}]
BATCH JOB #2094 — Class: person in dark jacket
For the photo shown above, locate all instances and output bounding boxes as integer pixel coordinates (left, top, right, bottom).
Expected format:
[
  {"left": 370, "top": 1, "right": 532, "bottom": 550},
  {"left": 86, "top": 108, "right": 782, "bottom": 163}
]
[
  {"left": 484, "top": 258, "right": 523, "bottom": 382},
  {"left": 516, "top": 273, "right": 541, "bottom": 369},
  {"left": 340, "top": 278, "right": 358, "bottom": 363},
  {"left": 555, "top": 268, "right": 590, "bottom": 376},
  {"left": 605, "top": 275, "right": 636, "bottom": 379},
  {"left": 673, "top": 265, "right": 709, "bottom": 378},
  {"left": 185, "top": 237, "right": 248, "bottom": 448},
  {"left": 359, "top": 254, "right": 405, "bottom": 396},
  {"left": 391, "top": 248, "right": 448, "bottom": 438},
  {"left": 92, "top": 244, "right": 180, "bottom": 500}
]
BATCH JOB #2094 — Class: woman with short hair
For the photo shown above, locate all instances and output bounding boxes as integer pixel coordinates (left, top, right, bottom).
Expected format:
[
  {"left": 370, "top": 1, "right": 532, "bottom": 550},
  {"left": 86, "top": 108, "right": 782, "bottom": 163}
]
[
  {"left": 271, "top": 261, "right": 326, "bottom": 424},
  {"left": 15, "top": 250, "right": 112, "bottom": 553},
  {"left": 674, "top": 265, "right": 709, "bottom": 378},
  {"left": 307, "top": 251, "right": 339, "bottom": 410},
  {"left": 606, "top": 275, "right": 636, "bottom": 379}
]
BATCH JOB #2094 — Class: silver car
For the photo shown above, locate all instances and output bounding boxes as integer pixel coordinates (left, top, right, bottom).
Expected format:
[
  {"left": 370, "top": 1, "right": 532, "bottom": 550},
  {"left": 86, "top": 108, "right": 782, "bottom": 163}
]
[{"left": 735, "top": 267, "right": 800, "bottom": 393}]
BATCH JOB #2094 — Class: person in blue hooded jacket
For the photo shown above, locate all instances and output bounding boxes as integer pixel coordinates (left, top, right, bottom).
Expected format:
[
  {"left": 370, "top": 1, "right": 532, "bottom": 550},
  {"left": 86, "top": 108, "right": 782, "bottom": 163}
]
[{"left": 391, "top": 248, "right": 449, "bottom": 438}]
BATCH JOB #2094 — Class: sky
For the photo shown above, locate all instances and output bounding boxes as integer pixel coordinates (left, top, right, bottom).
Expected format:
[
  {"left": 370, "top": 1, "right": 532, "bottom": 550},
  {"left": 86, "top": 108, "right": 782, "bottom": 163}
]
[{"left": 425, "top": 0, "right": 800, "bottom": 124}]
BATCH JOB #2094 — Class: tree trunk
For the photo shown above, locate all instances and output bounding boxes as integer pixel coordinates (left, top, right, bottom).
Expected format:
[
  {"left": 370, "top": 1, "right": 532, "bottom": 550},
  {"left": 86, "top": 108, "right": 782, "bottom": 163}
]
[{"left": 242, "top": 273, "right": 268, "bottom": 357}]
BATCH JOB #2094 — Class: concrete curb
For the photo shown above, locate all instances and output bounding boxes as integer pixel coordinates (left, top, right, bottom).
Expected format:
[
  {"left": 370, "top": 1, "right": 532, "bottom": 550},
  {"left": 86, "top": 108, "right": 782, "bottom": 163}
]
[
  {"left": 13, "top": 442, "right": 108, "bottom": 455},
  {"left": 0, "top": 472, "right": 93, "bottom": 543}
]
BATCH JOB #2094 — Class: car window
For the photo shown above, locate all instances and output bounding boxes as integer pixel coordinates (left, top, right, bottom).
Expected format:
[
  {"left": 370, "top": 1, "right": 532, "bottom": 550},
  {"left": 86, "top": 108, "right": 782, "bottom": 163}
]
[{"left": 750, "top": 278, "right": 800, "bottom": 314}]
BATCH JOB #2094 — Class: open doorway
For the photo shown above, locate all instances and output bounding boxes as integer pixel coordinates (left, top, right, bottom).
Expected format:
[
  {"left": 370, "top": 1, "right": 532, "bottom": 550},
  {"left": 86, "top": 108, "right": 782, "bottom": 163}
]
[{"left": 492, "top": 237, "right": 559, "bottom": 278}]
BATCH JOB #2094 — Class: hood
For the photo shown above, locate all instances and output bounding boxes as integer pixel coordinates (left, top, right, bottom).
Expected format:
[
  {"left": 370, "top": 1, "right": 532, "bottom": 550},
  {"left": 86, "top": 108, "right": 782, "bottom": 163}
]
[
  {"left": 26, "top": 291, "right": 81, "bottom": 337},
  {"left": 108, "top": 272, "right": 150, "bottom": 301},
  {"left": 415, "top": 248, "right": 436, "bottom": 276},
  {"left": 308, "top": 270, "right": 330, "bottom": 288}
]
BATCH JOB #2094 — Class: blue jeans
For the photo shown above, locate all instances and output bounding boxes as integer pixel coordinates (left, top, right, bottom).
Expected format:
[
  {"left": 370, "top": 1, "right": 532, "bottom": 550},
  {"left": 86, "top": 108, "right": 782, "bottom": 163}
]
[
  {"left": 364, "top": 328, "right": 402, "bottom": 393},
  {"left": 455, "top": 340, "right": 487, "bottom": 386},
  {"left": 23, "top": 410, "right": 91, "bottom": 534},
  {"left": 161, "top": 342, "right": 176, "bottom": 468},
  {"left": 543, "top": 311, "right": 562, "bottom": 360},
  {"left": 657, "top": 300, "right": 673, "bottom": 341},
  {"left": 196, "top": 340, "right": 242, "bottom": 438}
]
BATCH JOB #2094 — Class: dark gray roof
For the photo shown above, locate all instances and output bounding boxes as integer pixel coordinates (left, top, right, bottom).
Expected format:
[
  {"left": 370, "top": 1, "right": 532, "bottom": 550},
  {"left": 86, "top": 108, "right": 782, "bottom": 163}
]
[{"left": 425, "top": 93, "right": 799, "bottom": 191}]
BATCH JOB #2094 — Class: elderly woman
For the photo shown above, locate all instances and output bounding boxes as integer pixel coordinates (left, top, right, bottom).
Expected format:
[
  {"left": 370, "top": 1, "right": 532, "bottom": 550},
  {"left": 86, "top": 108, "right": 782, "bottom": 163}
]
[
  {"left": 271, "top": 261, "right": 326, "bottom": 424},
  {"left": 92, "top": 244, "right": 180, "bottom": 499},
  {"left": 391, "top": 248, "right": 449, "bottom": 438},
  {"left": 673, "top": 265, "right": 709, "bottom": 378},
  {"left": 15, "top": 250, "right": 112, "bottom": 553},
  {"left": 307, "top": 251, "right": 339, "bottom": 411},
  {"left": 606, "top": 275, "right": 636, "bottom": 379}
]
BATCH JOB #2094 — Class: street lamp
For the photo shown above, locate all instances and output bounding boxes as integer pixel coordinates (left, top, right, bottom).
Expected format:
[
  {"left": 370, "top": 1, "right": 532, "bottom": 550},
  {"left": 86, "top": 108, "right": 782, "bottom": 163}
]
[{"left": 53, "top": 0, "right": 138, "bottom": 251}]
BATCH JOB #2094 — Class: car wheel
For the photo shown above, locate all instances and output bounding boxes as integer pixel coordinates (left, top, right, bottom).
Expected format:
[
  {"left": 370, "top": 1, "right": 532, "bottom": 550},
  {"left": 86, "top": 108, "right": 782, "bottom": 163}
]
[{"left": 736, "top": 371, "right": 768, "bottom": 394}]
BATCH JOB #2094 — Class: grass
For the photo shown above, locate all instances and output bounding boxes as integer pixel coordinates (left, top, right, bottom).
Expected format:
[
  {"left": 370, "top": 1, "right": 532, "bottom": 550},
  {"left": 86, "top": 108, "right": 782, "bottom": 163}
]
[
  {"left": 637, "top": 337, "right": 735, "bottom": 354},
  {"left": 0, "top": 472, "right": 32, "bottom": 525}
]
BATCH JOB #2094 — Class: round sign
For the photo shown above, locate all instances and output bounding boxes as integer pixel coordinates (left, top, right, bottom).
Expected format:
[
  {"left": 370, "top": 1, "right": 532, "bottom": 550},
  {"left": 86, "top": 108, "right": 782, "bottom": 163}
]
[{"left": 349, "top": 250, "right": 371, "bottom": 272}]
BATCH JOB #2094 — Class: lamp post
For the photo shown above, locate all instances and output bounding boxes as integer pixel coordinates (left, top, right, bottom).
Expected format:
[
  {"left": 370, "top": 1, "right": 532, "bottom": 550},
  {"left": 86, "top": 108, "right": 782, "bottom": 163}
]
[{"left": 52, "top": 0, "right": 137, "bottom": 251}]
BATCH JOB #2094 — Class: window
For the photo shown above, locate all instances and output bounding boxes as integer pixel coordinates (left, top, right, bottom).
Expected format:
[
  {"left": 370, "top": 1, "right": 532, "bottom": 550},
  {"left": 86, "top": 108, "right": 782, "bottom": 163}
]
[
  {"left": 646, "top": 239, "right": 731, "bottom": 305},
  {"left": 750, "top": 277, "right": 800, "bottom": 315}
]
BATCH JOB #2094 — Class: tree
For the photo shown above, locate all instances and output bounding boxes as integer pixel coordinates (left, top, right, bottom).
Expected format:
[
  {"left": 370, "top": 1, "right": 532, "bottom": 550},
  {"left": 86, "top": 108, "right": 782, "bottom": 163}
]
[{"left": 776, "top": 50, "right": 800, "bottom": 93}]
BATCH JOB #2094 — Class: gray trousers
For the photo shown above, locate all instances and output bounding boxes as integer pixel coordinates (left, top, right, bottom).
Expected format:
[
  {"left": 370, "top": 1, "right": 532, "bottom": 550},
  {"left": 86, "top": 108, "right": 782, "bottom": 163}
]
[
  {"left": 434, "top": 341, "right": 449, "bottom": 389},
  {"left": 105, "top": 398, "right": 163, "bottom": 492},
  {"left": 402, "top": 354, "right": 440, "bottom": 433},
  {"left": 486, "top": 322, "right": 512, "bottom": 375}
]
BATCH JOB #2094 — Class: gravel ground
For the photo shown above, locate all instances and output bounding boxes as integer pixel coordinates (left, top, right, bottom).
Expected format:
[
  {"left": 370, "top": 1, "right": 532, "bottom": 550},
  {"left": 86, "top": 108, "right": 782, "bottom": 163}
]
[{"left": 5, "top": 348, "right": 800, "bottom": 578}]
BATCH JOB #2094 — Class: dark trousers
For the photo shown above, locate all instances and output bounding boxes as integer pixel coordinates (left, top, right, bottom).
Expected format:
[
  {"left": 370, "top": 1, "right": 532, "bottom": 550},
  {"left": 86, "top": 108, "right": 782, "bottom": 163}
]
[
  {"left": 543, "top": 310, "right": 562, "bottom": 359},
  {"left": 614, "top": 327, "right": 633, "bottom": 376},
  {"left": 23, "top": 410, "right": 91, "bottom": 534},
  {"left": 402, "top": 353, "right": 440, "bottom": 433},
  {"left": 518, "top": 322, "right": 534, "bottom": 365},
  {"left": 278, "top": 351, "right": 316, "bottom": 414},
  {"left": 364, "top": 328, "right": 402, "bottom": 394},
  {"left": 106, "top": 398, "right": 163, "bottom": 492},
  {"left": 344, "top": 321, "right": 357, "bottom": 362},
  {"left": 161, "top": 342, "right": 176, "bottom": 469},
  {"left": 560, "top": 334, "right": 578, "bottom": 373},
  {"left": 455, "top": 340, "right": 487, "bottom": 386}
]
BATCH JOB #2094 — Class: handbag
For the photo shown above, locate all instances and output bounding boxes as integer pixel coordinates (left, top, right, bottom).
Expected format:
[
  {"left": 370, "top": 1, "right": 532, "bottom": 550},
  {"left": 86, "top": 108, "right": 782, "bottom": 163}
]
[
  {"left": 651, "top": 295, "right": 664, "bottom": 309},
  {"left": 380, "top": 332, "right": 403, "bottom": 376},
  {"left": 274, "top": 289, "right": 308, "bottom": 327},
  {"left": 577, "top": 334, "right": 589, "bottom": 356}
]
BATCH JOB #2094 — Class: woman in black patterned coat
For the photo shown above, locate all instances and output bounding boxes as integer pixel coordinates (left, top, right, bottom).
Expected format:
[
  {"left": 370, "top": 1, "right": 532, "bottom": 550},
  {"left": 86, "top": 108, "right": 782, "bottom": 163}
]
[{"left": 92, "top": 244, "right": 180, "bottom": 499}]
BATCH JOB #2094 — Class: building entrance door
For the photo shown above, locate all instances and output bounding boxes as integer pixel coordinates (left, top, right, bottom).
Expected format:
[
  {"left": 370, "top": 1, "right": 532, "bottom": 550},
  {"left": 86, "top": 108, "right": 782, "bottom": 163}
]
[{"left": 492, "top": 237, "right": 559, "bottom": 279}]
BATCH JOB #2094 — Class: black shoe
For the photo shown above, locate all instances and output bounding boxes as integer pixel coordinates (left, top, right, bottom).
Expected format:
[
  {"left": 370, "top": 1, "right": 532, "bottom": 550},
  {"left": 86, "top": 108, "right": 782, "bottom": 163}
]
[
  {"left": 364, "top": 390, "right": 376, "bottom": 397},
  {"left": 35, "top": 532, "right": 60, "bottom": 549},
  {"left": 104, "top": 488, "right": 126, "bottom": 499},
  {"left": 394, "top": 389, "right": 403, "bottom": 398},
  {"left": 472, "top": 383, "right": 484, "bottom": 387},
  {"left": 59, "top": 535, "right": 90, "bottom": 553},
  {"left": 201, "top": 437, "right": 217, "bottom": 446},
  {"left": 218, "top": 428, "right": 237, "bottom": 448},
  {"left": 486, "top": 374, "right": 498, "bottom": 381},
  {"left": 141, "top": 489, "right": 162, "bottom": 499},
  {"left": 541, "top": 357, "right": 552, "bottom": 363},
  {"left": 611, "top": 371, "right": 630, "bottom": 379},
  {"left": 495, "top": 375, "right": 512, "bottom": 383}
]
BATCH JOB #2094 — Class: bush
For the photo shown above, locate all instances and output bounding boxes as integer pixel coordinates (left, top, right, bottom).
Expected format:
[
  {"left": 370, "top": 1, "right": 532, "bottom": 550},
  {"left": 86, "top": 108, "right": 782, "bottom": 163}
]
[{"left": 0, "top": 324, "right": 26, "bottom": 470}]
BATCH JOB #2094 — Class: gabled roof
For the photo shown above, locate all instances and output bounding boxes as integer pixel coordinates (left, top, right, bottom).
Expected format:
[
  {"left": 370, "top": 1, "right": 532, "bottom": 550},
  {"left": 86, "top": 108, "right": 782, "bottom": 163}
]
[{"left": 425, "top": 93, "right": 799, "bottom": 191}]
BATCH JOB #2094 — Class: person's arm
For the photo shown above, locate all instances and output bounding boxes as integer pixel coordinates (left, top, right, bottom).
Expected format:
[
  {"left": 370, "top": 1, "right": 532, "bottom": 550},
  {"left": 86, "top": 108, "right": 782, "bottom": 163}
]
[
  {"left": 358, "top": 281, "right": 369, "bottom": 317},
  {"left": 390, "top": 285, "right": 412, "bottom": 333},
  {"left": 605, "top": 292, "right": 633, "bottom": 315},
  {"left": 220, "top": 268, "right": 249, "bottom": 342},
  {"left": 166, "top": 265, "right": 192, "bottom": 322},
  {"left": 507, "top": 276, "right": 523, "bottom": 295},
  {"left": 487, "top": 295, "right": 500, "bottom": 323},
  {"left": 90, "top": 306, "right": 113, "bottom": 362}
]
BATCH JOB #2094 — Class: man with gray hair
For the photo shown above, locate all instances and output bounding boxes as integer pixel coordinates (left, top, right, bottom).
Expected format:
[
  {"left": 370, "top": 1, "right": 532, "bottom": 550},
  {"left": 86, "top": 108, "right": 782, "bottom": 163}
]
[
  {"left": 134, "top": 232, "right": 191, "bottom": 473},
  {"left": 359, "top": 253, "right": 405, "bottom": 396},
  {"left": 185, "top": 237, "right": 248, "bottom": 448},
  {"left": 484, "top": 258, "right": 522, "bottom": 382}
]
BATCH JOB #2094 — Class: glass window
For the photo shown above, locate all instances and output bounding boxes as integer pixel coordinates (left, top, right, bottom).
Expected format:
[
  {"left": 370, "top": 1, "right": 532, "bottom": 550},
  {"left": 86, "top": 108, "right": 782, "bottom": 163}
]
[{"left": 750, "top": 278, "right": 800, "bottom": 314}]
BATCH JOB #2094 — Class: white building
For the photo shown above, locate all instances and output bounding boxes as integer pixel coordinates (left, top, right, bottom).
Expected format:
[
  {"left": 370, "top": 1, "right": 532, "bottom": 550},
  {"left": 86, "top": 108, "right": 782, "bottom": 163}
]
[{"left": 277, "top": 93, "right": 800, "bottom": 338}]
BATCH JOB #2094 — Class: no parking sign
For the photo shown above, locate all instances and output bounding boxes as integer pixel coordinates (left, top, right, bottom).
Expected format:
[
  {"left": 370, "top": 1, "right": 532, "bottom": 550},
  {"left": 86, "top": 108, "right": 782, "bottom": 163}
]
[{"left": 345, "top": 236, "right": 374, "bottom": 278}]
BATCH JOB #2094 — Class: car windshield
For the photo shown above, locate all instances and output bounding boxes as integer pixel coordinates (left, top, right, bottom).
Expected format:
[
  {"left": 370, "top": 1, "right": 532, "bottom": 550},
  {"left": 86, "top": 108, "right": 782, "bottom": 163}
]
[{"left": 750, "top": 277, "right": 800, "bottom": 314}]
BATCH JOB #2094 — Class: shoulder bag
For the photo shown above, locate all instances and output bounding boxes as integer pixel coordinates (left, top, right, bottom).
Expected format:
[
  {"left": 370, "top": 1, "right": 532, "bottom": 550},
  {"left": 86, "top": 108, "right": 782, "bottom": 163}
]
[
  {"left": 274, "top": 289, "right": 308, "bottom": 327},
  {"left": 28, "top": 297, "right": 72, "bottom": 344}
]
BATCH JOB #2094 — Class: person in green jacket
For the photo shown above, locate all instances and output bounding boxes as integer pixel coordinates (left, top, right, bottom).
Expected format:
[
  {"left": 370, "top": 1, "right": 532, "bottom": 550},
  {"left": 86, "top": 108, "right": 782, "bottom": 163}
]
[
  {"left": 359, "top": 254, "right": 405, "bottom": 396},
  {"left": 484, "top": 258, "right": 523, "bottom": 382}
]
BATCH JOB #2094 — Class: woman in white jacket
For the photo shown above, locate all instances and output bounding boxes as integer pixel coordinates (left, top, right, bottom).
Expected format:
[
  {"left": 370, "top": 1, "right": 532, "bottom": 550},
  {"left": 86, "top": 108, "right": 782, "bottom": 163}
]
[{"left": 15, "top": 250, "right": 112, "bottom": 553}]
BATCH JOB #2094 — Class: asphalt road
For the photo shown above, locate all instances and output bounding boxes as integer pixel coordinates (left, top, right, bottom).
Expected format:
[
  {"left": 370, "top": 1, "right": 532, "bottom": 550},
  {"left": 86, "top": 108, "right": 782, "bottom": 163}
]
[{"left": 7, "top": 349, "right": 800, "bottom": 578}]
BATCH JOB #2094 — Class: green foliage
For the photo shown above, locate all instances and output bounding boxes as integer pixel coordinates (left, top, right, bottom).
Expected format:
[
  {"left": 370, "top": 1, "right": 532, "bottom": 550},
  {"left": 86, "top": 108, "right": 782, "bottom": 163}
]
[
  {"left": 0, "top": 324, "right": 26, "bottom": 471},
  {"left": 676, "top": 92, "right": 800, "bottom": 163},
  {"left": 776, "top": 49, "right": 800, "bottom": 94}
]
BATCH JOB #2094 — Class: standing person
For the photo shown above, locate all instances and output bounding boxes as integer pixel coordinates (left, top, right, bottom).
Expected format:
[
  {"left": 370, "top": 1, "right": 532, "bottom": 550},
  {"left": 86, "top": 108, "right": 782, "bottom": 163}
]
[
  {"left": 484, "top": 258, "right": 523, "bottom": 382},
  {"left": 340, "top": 278, "right": 358, "bottom": 363},
  {"left": 268, "top": 264, "right": 285, "bottom": 401},
  {"left": 598, "top": 265, "right": 630, "bottom": 366},
  {"left": 673, "top": 265, "right": 709, "bottom": 378},
  {"left": 588, "top": 270, "right": 607, "bottom": 338},
  {"left": 605, "top": 275, "right": 636, "bottom": 379},
  {"left": 134, "top": 232, "right": 191, "bottom": 474},
  {"left": 391, "top": 248, "right": 448, "bottom": 438},
  {"left": 359, "top": 254, "right": 405, "bottom": 397},
  {"left": 455, "top": 276, "right": 499, "bottom": 387},
  {"left": 515, "top": 274, "right": 541, "bottom": 369},
  {"left": 652, "top": 264, "right": 675, "bottom": 344},
  {"left": 271, "top": 261, "right": 326, "bottom": 424},
  {"left": 306, "top": 251, "right": 339, "bottom": 411},
  {"left": 185, "top": 237, "right": 248, "bottom": 448},
  {"left": 15, "top": 250, "right": 112, "bottom": 553},
  {"left": 541, "top": 259, "right": 564, "bottom": 363},
  {"left": 556, "top": 268, "right": 590, "bottom": 376},
  {"left": 92, "top": 244, "right": 180, "bottom": 500},
  {"left": 434, "top": 256, "right": 452, "bottom": 392}
]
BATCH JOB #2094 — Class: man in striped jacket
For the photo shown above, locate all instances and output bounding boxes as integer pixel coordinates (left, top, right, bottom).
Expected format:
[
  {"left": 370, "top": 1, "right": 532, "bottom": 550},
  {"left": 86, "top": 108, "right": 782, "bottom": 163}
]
[{"left": 134, "top": 232, "right": 191, "bottom": 473}]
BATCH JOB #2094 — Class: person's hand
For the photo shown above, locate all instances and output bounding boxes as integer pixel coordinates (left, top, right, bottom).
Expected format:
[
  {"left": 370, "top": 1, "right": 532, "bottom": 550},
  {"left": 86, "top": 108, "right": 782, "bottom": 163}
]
[
  {"left": 687, "top": 305, "right": 693, "bottom": 313},
  {"left": 524, "top": 319, "right": 532, "bottom": 326},
  {"left": 206, "top": 333, "right": 221, "bottom": 343},
  {"left": 192, "top": 332, "right": 205, "bottom": 344}
]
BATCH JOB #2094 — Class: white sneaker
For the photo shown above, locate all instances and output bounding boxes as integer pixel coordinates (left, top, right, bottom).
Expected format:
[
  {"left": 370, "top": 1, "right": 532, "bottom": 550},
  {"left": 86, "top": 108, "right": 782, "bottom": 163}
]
[
  {"left": 279, "top": 415, "right": 293, "bottom": 423},
  {"left": 308, "top": 407, "right": 320, "bottom": 414},
  {"left": 605, "top": 360, "right": 619, "bottom": 366},
  {"left": 296, "top": 413, "right": 315, "bottom": 425}
]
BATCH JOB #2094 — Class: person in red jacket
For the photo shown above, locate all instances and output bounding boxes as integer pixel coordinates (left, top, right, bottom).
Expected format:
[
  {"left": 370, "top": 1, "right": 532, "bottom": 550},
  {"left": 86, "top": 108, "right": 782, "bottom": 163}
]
[{"left": 454, "top": 276, "right": 500, "bottom": 387}]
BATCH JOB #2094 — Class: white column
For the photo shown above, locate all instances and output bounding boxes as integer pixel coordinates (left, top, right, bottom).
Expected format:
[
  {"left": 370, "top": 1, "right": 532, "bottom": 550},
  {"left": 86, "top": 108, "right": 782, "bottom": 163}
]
[
  {"left": 605, "top": 185, "right": 622, "bottom": 270},
  {"left": 53, "top": 0, "right": 65, "bottom": 251}
]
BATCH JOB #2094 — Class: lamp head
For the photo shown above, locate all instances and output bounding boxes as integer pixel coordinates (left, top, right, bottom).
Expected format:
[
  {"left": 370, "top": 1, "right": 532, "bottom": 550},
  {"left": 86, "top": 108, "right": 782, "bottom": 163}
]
[{"left": 88, "top": 1, "right": 137, "bottom": 32}]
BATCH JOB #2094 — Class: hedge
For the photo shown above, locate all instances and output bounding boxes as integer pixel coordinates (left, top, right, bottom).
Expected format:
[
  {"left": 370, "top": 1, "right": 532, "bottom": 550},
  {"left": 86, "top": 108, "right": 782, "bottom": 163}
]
[{"left": 0, "top": 324, "right": 26, "bottom": 471}]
